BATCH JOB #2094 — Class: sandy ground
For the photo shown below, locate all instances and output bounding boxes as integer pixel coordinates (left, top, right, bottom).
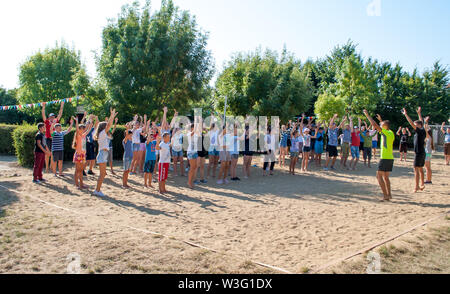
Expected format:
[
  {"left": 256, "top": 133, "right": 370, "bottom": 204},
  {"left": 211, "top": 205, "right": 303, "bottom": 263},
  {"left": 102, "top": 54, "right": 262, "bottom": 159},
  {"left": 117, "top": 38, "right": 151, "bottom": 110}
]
[{"left": 0, "top": 152, "right": 449, "bottom": 274}]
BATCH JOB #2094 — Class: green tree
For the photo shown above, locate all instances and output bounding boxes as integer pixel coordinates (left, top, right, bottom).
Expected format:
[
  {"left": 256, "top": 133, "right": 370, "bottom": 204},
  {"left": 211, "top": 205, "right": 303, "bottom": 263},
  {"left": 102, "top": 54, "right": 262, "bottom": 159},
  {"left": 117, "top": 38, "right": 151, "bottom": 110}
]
[
  {"left": 17, "top": 42, "right": 88, "bottom": 122},
  {"left": 215, "top": 48, "right": 313, "bottom": 122},
  {"left": 314, "top": 92, "right": 346, "bottom": 122},
  {"left": 98, "top": 0, "right": 214, "bottom": 121}
]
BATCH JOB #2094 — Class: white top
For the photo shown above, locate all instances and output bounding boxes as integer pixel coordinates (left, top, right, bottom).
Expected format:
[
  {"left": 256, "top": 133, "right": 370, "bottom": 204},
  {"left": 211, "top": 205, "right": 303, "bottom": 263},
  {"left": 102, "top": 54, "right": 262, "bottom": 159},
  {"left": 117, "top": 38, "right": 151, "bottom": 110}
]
[
  {"left": 209, "top": 130, "right": 219, "bottom": 147},
  {"left": 159, "top": 142, "right": 171, "bottom": 163},
  {"left": 264, "top": 134, "right": 276, "bottom": 151},
  {"left": 171, "top": 132, "right": 183, "bottom": 152},
  {"left": 303, "top": 134, "right": 311, "bottom": 147},
  {"left": 187, "top": 132, "right": 199, "bottom": 152},
  {"left": 98, "top": 130, "right": 110, "bottom": 151},
  {"left": 132, "top": 128, "right": 142, "bottom": 144},
  {"left": 219, "top": 133, "right": 233, "bottom": 151}
]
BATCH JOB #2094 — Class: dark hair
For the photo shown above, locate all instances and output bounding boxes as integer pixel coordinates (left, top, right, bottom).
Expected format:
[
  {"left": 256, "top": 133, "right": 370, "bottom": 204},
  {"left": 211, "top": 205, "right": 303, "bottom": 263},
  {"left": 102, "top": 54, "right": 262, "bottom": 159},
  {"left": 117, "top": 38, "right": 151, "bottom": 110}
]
[
  {"left": 37, "top": 123, "right": 45, "bottom": 130},
  {"left": 428, "top": 130, "right": 435, "bottom": 150},
  {"left": 267, "top": 126, "right": 272, "bottom": 133},
  {"left": 415, "top": 120, "right": 423, "bottom": 127}
]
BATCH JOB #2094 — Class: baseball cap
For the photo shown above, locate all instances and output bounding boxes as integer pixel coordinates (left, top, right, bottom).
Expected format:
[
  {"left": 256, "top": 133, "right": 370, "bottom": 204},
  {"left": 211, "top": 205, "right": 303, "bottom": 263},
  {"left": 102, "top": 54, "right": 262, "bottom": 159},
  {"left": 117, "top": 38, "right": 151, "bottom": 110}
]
[{"left": 49, "top": 113, "right": 56, "bottom": 117}]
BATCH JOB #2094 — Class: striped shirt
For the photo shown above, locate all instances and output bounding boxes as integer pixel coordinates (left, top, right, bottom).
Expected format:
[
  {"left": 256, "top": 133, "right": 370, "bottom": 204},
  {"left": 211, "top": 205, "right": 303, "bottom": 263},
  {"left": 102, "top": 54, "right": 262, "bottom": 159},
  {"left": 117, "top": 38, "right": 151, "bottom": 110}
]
[{"left": 51, "top": 131, "right": 68, "bottom": 152}]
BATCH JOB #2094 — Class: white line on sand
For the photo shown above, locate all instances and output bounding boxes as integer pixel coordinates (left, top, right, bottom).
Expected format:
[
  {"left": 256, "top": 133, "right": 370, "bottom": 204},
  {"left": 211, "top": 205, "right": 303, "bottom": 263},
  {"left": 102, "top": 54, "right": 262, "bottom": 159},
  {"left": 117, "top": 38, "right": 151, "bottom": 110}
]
[{"left": 0, "top": 183, "right": 293, "bottom": 274}]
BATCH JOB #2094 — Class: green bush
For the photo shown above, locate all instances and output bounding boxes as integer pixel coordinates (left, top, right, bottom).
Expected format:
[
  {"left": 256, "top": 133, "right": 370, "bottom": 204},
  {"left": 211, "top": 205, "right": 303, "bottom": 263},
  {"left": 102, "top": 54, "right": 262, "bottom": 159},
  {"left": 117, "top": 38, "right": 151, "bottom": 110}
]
[
  {"left": 0, "top": 124, "right": 19, "bottom": 155},
  {"left": 12, "top": 124, "right": 37, "bottom": 167}
]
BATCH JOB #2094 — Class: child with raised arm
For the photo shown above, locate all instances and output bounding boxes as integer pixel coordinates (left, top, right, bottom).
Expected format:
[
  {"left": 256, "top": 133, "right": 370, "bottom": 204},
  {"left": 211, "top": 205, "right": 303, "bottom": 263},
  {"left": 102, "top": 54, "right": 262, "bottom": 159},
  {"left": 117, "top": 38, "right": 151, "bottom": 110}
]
[
  {"left": 72, "top": 116, "right": 93, "bottom": 189},
  {"left": 424, "top": 117, "right": 434, "bottom": 184},
  {"left": 324, "top": 114, "right": 346, "bottom": 171},
  {"left": 50, "top": 117, "right": 74, "bottom": 177},
  {"left": 84, "top": 115, "right": 98, "bottom": 175},
  {"left": 93, "top": 109, "right": 118, "bottom": 197},
  {"left": 363, "top": 110, "right": 395, "bottom": 202},
  {"left": 402, "top": 107, "right": 426, "bottom": 193},
  {"left": 156, "top": 132, "right": 171, "bottom": 194},
  {"left": 42, "top": 101, "right": 64, "bottom": 173},
  {"left": 441, "top": 122, "right": 450, "bottom": 165},
  {"left": 361, "top": 124, "right": 377, "bottom": 168},
  {"left": 122, "top": 127, "right": 133, "bottom": 188},
  {"left": 144, "top": 120, "right": 158, "bottom": 189},
  {"left": 349, "top": 117, "right": 361, "bottom": 171},
  {"left": 299, "top": 114, "right": 318, "bottom": 172},
  {"left": 314, "top": 124, "right": 325, "bottom": 167},
  {"left": 396, "top": 126, "right": 411, "bottom": 162},
  {"left": 289, "top": 124, "right": 301, "bottom": 175},
  {"left": 33, "top": 123, "right": 51, "bottom": 183}
]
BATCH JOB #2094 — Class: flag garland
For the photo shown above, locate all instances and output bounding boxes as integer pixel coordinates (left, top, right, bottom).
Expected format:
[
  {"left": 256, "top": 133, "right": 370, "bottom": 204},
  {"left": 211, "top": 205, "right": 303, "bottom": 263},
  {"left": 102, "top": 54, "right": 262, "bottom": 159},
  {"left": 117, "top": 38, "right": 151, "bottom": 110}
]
[{"left": 0, "top": 96, "right": 82, "bottom": 111}]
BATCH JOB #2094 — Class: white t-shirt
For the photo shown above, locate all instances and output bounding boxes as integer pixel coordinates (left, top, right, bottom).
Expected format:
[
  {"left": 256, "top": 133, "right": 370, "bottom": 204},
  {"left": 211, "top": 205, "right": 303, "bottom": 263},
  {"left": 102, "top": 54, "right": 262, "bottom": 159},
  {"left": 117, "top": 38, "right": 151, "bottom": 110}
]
[
  {"left": 187, "top": 132, "right": 199, "bottom": 152},
  {"left": 132, "top": 128, "right": 142, "bottom": 144},
  {"left": 369, "top": 130, "right": 378, "bottom": 142},
  {"left": 264, "top": 134, "right": 276, "bottom": 151},
  {"left": 209, "top": 130, "right": 219, "bottom": 147},
  {"left": 98, "top": 130, "right": 110, "bottom": 151},
  {"left": 171, "top": 132, "right": 183, "bottom": 152},
  {"left": 159, "top": 142, "right": 171, "bottom": 163}
]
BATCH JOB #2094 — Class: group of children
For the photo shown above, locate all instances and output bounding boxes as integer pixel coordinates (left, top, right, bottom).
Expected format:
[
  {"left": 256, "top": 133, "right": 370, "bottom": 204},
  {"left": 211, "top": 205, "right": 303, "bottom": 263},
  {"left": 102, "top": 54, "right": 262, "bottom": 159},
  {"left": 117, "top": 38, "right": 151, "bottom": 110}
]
[{"left": 33, "top": 103, "right": 449, "bottom": 200}]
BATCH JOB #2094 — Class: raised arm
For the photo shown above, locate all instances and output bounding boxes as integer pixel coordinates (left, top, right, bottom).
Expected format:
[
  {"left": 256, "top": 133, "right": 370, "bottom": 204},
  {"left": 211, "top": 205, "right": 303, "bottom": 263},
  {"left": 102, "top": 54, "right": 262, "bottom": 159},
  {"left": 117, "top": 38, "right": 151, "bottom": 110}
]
[
  {"left": 407, "top": 127, "right": 412, "bottom": 137},
  {"left": 41, "top": 103, "right": 47, "bottom": 121},
  {"left": 358, "top": 117, "right": 361, "bottom": 130},
  {"left": 402, "top": 108, "right": 416, "bottom": 130},
  {"left": 416, "top": 107, "right": 423, "bottom": 123},
  {"left": 106, "top": 109, "right": 118, "bottom": 132},
  {"left": 337, "top": 116, "right": 347, "bottom": 129},
  {"left": 396, "top": 127, "right": 402, "bottom": 136},
  {"left": 329, "top": 114, "right": 338, "bottom": 129},
  {"left": 441, "top": 122, "right": 446, "bottom": 134},
  {"left": 161, "top": 107, "right": 169, "bottom": 130},
  {"left": 66, "top": 117, "right": 74, "bottom": 133},
  {"left": 56, "top": 101, "right": 65, "bottom": 122},
  {"left": 363, "top": 110, "right": 382, "bottom": 133},
  {"left": 299, "top": 115, "right": 305, "bottom": 136},
  {"left": 349, "top": 116, "right": 353, "bottom": 130}
]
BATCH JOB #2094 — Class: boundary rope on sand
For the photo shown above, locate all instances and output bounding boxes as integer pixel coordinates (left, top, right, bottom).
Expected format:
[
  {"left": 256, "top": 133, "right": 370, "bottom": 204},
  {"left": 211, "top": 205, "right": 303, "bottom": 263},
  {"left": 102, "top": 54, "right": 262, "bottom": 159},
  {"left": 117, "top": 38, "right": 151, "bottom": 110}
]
[
  {"left": 0, "top": 184, "right": 292, "bottom": 274},
  {"left": 311, "top": 210, "right": 450, "bottom": 273}
]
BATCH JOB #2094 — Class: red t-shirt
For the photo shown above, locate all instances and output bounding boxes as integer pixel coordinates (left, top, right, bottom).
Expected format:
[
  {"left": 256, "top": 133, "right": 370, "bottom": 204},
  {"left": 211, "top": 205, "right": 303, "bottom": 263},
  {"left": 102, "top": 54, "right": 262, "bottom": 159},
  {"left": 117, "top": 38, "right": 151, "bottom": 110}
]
[
  {"left": 351, "top": 131, "right": 360, "bottom": 147},
  {"left": 44, "top": 119, "right": 59, "bottom": 139}
]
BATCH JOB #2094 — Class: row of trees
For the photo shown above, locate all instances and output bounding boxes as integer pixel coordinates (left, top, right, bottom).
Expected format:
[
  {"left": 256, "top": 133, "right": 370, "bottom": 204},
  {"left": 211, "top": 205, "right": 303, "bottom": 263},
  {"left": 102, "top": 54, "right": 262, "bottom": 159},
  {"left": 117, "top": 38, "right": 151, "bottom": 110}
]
[{"left": 0, "top": 0, "right": 448, "bottom": 127}]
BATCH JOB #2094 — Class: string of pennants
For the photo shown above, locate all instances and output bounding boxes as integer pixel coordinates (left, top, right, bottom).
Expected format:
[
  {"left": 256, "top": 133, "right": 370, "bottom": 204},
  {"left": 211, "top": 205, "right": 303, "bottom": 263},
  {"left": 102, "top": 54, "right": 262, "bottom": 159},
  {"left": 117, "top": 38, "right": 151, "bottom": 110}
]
[{"left": 0, "top": 96, "right": 82, "bottom": 111}]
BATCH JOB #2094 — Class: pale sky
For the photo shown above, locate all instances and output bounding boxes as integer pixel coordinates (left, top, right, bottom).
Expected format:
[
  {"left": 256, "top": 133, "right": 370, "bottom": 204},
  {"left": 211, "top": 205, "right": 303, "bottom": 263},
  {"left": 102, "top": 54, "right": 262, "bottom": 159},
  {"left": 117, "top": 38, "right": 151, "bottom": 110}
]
[{"left": 1, "top": 0, "right": 449, "bottom": 90}]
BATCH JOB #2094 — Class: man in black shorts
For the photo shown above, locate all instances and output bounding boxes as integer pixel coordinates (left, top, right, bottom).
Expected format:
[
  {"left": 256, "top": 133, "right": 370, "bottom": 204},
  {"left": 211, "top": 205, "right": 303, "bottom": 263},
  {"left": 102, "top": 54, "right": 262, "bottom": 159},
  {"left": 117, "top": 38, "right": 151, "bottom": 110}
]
[{"left": 402, "top": 107, "right": 426, "bottom": 192}]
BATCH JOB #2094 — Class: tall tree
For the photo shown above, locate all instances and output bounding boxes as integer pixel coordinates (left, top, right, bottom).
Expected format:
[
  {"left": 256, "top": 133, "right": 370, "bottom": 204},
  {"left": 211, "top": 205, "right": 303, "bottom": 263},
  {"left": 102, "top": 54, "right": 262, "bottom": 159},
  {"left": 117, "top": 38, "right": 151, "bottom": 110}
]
[
  {"left": 98, "top": 0, "right": 214, "bottom": 121},
  {"left": 215, "top": 49, "right": 313, "bottom": 122},
  {"left": 17, "top": 42, "right": 87, "bottom": 121}
]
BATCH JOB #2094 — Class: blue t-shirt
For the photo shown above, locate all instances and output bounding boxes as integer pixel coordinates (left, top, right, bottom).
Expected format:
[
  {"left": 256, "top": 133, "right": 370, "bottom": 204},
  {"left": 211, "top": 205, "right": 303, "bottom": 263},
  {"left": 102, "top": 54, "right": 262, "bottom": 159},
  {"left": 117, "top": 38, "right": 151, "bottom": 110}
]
[
  {"left": 145, "top": 140, "right": 157, "bottom": 161},
  {"left": 290, "top": 136, "right": 300, "bottom": 152},
  {"left": 360, "top": 131, "right": 366, "bottom": 143},
  {"left": 343, "top": 129, "right": 351, "bottom": 143},
  {"left": 122, "top": 140, "right": 133, "bottom": 159},
  {"left": 328, "top": 128, "right": 339, "bottom": 147}
]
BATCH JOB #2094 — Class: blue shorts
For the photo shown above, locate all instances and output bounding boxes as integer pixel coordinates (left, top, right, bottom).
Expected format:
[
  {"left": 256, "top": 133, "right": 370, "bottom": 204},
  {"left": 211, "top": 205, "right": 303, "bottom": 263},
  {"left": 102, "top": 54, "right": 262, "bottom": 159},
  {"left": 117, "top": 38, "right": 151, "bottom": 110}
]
[
  {"left": 280, "top": 140, "right": 288, "bottom": 148},
  {"left": 208, "top": 147, "right": 219, "bottom": 156},
  {"left": 303, "top": 146, "right": 311, "bottom": 153},
  {"left": 97, "top": 149, "right": 109, "bottom": 164},
  {"left": 123, "top": 157, "right": 132, "bottom": 171},
  {"left": 372, "top": 141, "right": 378, "bottom": 148},
  {"left": 187, "top": 152, "right": 198, "bottom": 160},
  {"left": 144, "top": 160, "right": 156, "bottom": 173},
  {"left": 132, "top": 143, "right": 140, "bottom": 152},
  {"left": 172, "top": 150, "right": 183, "bottom": 158},
  {"left": 351, "top": 146, "right": 360, "bottom": 159}
]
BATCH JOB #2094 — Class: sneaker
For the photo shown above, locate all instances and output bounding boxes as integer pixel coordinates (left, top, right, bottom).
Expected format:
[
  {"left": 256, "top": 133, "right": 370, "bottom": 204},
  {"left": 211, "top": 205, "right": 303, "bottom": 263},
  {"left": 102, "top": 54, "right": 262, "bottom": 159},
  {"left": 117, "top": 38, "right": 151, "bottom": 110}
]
[
  {"left": 194, "top": 180, "right": 200, "bottom": 185},
  {"left": 230, "top": 177, "right": 237, "bottom": 181},
  {"left": 39, "top": 179, "right": 47, "bottom": 183},
  {"left": 200, "top": 180, "right": 208, "bottom": 184},
  {"left": 88, "top": 170, "right": 95, "bottom": 175},
  {"left": 33, "top": 180, "right": 41, "bottom": 184},
  {"left": 217, "top": 180, "right": 224, "bottom": 185},
  {"left": 93, "top": 191, "right": 105, "bottom": 197},
  {"left": 83, "top": 171, "right": 87, "bottom": 176},
  {"left": 323, "top": 167, "right": 329, "bottom": 171},
  {"left": 424, "top": 181, "right": 432, "bottom": 185},
  {"left": 330, "top": 166, "right": 336, "bottom": 170},
  {"left": 224, "top": 179, "right": 230, "bottom": 184}
]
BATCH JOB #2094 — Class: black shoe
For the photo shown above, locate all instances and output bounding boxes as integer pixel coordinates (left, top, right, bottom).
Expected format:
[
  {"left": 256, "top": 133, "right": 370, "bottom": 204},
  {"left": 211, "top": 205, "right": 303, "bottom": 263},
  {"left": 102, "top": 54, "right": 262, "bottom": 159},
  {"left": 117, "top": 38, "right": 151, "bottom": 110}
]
[
  {"left": 88, "top": 170, "right": 94, "bottom": 175},
  {"left": 235, "top": 177, "right": 241, "bottom": 181},
  {"left": 83, "top": 171, "right": 87, "bottom": 176}
]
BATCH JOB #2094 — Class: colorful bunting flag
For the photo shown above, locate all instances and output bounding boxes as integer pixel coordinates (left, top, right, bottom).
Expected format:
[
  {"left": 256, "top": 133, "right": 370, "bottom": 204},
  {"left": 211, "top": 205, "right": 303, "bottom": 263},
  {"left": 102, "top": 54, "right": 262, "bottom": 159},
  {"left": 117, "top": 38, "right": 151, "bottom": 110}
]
[{"left": 0, "top": 96, "right": 82, "bottom": 111}]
